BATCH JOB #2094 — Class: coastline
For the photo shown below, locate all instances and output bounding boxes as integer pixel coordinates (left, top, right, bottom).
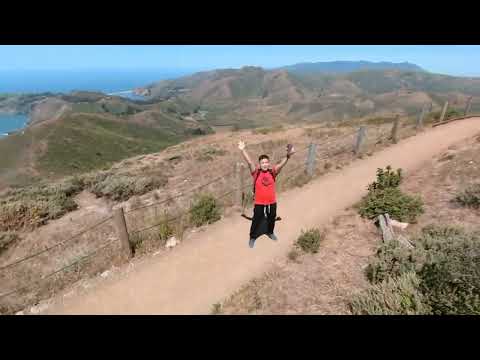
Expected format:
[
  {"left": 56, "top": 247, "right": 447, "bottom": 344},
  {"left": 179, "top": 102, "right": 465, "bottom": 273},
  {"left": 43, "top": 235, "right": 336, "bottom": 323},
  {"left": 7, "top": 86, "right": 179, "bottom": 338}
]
[{"left": 0, "top": 112, "right": 29, "bottom": 138}]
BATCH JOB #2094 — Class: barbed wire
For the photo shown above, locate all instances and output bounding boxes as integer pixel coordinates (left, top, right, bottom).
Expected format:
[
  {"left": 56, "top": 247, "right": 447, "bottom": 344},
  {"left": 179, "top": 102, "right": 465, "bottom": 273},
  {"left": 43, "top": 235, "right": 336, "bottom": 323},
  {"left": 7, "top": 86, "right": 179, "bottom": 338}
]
[
  {"left": 127, "top": 144, "right": 355, "bottom": 237},
  {"left": 0, "top": 105, "right": 470, "bottom": 313},
  {"left": 125, "top": 174, "right": 228, "bottom": 214},
  {"left": 128, "top": 185, "right": 242, "bottom": 236},
  {"left": 126, "top": 143, "right": 314, "bottom": 216},
  {"left": 0, "top": 215, "right": 113, "bottom": 273},
  {"left": 311, "top": 129, "right": 358, "bottom": 148},
  {"left": 0, "top": 121, "right": 394, "bottom": 273},
  {"left": 0, "top": 238, "right": 116, "bottom": 302}
]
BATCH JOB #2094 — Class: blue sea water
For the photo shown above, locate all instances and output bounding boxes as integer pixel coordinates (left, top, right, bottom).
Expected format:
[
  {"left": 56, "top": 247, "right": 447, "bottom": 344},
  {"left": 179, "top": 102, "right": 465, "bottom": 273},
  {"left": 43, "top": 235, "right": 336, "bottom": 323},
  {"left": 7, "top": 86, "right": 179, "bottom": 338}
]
[
  {"left": 0, "top": 68, "right": 194, "bottom": 94},
  {"left": 0, "top": 113, "right": 28, "bottom": 137},
  {"left": 0, "top": 68, "right": 195, "bottom": 136}
]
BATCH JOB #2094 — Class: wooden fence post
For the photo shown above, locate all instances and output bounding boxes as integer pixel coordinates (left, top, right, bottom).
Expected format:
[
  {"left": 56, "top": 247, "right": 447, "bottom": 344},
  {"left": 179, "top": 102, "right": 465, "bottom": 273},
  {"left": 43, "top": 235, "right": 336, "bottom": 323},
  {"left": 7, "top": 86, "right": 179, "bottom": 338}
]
[
  {"left": 377, "top": 214, "right": 395, "bottom": 243},
  {"left": 439, "top": 101, "right": 449, "bottom": 122},
  {"left": 113, "top": 207, "right": 133, "bottom": 259},
  {"left": 354, "top": 126, "right": 367, "bottom": 155},
  {"left": 416, "top": 104, "right": 427, "bottom": 130},
  {"left": 390, "top": 116, "right": 400, "bottom": 144},
  {"left": 235, "top": 162, "right": 244, "bottom": 209},
  {"left": 465, "top": 96, "right": 473, "bottom": 116},
  {"left": 306, "top": 143, "right": 317, "bottom": 176}
]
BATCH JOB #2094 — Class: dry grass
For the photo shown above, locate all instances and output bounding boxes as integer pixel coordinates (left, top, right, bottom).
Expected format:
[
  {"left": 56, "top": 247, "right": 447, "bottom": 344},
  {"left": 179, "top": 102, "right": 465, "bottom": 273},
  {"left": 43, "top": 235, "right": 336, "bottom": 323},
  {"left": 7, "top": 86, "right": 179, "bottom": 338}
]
[
  {"left": 0, "top": 118, "right": 424, "bottom": 314},
  {"left": 0, "top": 217, "right": 122, "bottom": 314},
  {"left": 220, "top": 130, "right": 480, "bottom": 315},
  {"left": 221, "top": 211, "right": 377, "bottom": 314}
]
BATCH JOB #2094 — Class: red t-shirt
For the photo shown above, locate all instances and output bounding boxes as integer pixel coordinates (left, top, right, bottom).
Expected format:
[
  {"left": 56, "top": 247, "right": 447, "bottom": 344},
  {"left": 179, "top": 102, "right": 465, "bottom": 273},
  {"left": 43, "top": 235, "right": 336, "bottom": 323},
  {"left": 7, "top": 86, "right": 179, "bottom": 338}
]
[{"left": 251, "top": 166, "right": 277, "bottom": 205}]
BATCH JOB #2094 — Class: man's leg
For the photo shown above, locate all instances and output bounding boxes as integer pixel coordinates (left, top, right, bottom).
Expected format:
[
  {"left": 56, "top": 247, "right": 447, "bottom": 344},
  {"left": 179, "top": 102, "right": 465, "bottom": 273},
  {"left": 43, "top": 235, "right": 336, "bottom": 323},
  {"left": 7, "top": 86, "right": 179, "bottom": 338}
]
[
  {"left": 249, "top": 204, "right": 264, "bottom": 248},
  {"left": 267, "top": 203, "right": 278, "bottom": 240}
]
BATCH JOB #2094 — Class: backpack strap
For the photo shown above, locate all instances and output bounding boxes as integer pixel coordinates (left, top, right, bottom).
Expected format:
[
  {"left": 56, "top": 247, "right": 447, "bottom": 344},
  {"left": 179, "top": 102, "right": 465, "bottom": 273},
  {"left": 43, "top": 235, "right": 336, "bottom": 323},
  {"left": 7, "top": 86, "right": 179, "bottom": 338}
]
[{"left": 253, "top": 167, "right": 261, "bottom": 195}]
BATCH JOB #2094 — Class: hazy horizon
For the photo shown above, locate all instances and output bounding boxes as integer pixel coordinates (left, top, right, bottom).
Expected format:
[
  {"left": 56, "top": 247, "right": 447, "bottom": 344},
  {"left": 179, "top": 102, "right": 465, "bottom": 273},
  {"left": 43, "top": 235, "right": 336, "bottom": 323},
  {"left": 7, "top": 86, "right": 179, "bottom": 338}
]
[{"left": 1, "top": 46, "right": 480, "bottom": 77}]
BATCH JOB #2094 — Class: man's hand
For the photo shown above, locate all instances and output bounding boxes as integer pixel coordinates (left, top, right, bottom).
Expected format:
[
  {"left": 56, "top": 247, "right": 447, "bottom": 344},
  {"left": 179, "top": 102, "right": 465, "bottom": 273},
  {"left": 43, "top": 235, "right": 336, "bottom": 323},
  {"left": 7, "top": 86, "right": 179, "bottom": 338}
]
[
  {"left": 286, "top": 144, "right": 295, "bottom": 157},
  {"left": 239, "top": 140, "right": 255, "bottom": 173},
  {"left": 238, "top": 140, "right": 246, "bottom": 151}
]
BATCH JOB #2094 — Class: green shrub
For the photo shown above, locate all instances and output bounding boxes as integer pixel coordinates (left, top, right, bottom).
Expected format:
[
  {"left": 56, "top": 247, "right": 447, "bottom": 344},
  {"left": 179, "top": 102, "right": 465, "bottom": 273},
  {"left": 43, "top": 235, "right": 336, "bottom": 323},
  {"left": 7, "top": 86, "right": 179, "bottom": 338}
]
[
  {"left": 418, "top": 230, "right": 480, "bottom": 315},
  {"left": 367, "top": 166, "right": 402, "bottom": 192},
  {"left": 358, "top": 187, "right": 424, "bottom": 223},
  {"left": 366, "top": 238, "right": 422, "bottom": 284},
  {"left": 297, "top": 228, "right": 324, "bottom": 253},
  {"left": 364, "top": 225, "right": 480, "bottom": 315},
  {"left": 189, "top": 194, "right": 221, "bottom": 227},
  {"left": 357, "top": 166, "right": 423, "bottom": 223},
  {"left": 90, "top": 174, "right": 167, "bottom": 202},
  {"left": 156, "top": 213, "right": 174, "bottom": 242},
  {"left": 0, "top": 182, "right": 79, "bottom": 231},
  {"left": 427, "top": 108, "right": 463, "bottom": 124},
  {"left": 446, "top": 108, "right": 463, "bottom": 120},
  {"left": 350, "top": 272, "right": 431, "bottom": 315},
  {"left": 366, "top": 225, "right": 466, "bottom": 284},
  {"left": 455, "top": 183, "right": 480, "bottom": 209}
]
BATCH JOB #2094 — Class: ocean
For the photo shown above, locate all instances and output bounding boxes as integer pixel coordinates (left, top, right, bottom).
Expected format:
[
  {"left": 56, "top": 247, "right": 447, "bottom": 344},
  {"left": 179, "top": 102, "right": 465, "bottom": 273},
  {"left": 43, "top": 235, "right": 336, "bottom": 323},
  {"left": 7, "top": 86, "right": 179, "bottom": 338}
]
[
  {"left": 0, "top": 68, "right": 195, "bottom": 94},
  {"left": 0, "top": 68, "right": 196, "bottom": 136},
  {"left": 0, "top": 113, "right": 28, "bottom": 137}
]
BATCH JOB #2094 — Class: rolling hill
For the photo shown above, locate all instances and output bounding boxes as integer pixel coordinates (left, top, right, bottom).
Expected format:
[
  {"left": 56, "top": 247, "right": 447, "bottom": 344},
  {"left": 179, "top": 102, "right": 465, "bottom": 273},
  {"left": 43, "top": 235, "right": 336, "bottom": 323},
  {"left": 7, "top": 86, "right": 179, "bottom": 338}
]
[
  {"left": 3, "top": 61, "right": 480, "bottom": 189},
  {"left": 279, "top": 60, "right": 426, "bottom": 75},
  {"left": 143, "top": 65, "right": 480, "bottom": 127},
  {"left": 0, "top": 92, "right": 213, "bottom": 188}
]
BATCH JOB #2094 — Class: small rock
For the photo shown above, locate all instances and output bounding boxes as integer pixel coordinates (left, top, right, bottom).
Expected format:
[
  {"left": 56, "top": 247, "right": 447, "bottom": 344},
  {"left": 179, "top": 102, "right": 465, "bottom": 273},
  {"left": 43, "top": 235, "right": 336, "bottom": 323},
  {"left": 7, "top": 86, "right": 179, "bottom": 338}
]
[
  {"left": 64, "top": 291, "right": 75, "bottom": 299},
  {"left": 101, "top": 270, "right": 111, "bottom": 278},
  {"left": 469, "top": 161, "right": 474, "bottom": 165},
  {"left": 153, "top": 250, "right": 161, "bottom": 256},
  {"left": 15, "top": 311, "right": 25, "bottom": 315},
  {"left": 30, "top": 303, "right": 49, "bottom": 314},
  {"left": 165, "top": 236, "right": 178, "bottom": 249}
]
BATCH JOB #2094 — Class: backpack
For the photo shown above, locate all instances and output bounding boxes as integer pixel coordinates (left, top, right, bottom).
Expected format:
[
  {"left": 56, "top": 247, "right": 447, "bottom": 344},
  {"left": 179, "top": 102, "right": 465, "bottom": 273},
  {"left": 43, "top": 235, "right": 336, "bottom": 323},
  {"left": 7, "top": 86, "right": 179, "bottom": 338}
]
[{"left": 252, "top": 167, "right": 276, "bottom": 195}]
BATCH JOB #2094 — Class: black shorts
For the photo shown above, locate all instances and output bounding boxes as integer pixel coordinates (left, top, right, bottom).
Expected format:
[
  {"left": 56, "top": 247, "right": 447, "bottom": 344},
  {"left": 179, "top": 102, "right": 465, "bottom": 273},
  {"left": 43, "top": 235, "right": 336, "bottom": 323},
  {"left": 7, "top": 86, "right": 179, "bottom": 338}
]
[{"left": 249, "top": 203, "right": 277, "bottom": 239}]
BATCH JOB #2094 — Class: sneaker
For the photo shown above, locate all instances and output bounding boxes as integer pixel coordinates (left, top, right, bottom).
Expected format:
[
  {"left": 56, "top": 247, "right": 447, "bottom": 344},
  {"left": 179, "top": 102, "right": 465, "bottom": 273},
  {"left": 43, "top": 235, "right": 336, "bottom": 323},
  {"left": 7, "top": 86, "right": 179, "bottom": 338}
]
[
  {"left": 267, "top": 233, "right": 278, "bottom": 241},
  {"left": 249, "top": 238, "right": 256, "bottom": 248}
]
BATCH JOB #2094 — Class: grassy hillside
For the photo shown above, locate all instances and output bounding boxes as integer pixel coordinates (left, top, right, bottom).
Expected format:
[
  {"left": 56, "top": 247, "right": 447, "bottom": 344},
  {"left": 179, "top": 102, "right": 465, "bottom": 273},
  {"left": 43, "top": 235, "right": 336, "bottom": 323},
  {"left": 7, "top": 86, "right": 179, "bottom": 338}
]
[
  {"left": 143, "top": 67, "right": 480, "bottom": 127},
  {"left": 3, "top": 65, "right": 480, "bottom": 189},
  {"left": 0, "top": 109, "right": 211, "bottom": 188},
  {"left": 36, "top": 113, "right": 181, "bottom": 176}
]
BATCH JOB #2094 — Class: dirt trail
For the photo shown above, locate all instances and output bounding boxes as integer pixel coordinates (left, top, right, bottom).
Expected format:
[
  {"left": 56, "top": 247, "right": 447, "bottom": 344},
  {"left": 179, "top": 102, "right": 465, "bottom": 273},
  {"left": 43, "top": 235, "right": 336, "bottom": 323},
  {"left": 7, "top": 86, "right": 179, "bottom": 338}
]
[{"left": 43, "top": 118, "right": 480, "bottom": 315}]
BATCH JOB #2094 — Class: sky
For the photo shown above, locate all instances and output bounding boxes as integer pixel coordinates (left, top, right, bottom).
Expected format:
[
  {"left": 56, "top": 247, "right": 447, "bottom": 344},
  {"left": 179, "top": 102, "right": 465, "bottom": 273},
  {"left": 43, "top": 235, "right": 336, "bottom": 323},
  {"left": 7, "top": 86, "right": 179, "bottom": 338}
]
[{"left": 1, "top": 45, "right": 480, "bottom": 76}]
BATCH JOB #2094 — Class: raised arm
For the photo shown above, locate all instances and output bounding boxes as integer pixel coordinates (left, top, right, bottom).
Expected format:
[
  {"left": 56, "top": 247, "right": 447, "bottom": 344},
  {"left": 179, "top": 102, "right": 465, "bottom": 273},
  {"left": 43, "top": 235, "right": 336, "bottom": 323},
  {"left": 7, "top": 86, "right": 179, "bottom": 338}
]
[
  {"left": 275, "top": 144, "right": 295, "bottom": 174},
  {"left": 238, "top": 140, "right": 256, "bottom": 173}
]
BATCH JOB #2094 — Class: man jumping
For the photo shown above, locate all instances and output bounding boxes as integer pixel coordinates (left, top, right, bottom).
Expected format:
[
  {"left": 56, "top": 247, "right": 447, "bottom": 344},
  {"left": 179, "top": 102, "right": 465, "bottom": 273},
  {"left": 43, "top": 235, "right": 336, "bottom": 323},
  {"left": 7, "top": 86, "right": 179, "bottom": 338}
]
[{"left": 238, "top": 140, "right": 295, "bottom": 248}]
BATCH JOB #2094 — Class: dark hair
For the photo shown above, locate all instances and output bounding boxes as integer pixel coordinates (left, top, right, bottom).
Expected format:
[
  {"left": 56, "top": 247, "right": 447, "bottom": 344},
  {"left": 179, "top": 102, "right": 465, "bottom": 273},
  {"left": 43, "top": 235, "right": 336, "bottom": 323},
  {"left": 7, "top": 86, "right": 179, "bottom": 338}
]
[{"left": 258, "top": 154, "right": 270, "bottom": 162}]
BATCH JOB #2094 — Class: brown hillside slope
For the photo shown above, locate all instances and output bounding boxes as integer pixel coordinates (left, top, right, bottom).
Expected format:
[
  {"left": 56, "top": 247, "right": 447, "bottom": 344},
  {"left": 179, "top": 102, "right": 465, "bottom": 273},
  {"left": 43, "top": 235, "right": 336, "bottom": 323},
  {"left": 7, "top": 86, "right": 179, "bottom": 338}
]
[{"left": 38, "top": 117, "right": 480, "bottom": 315}]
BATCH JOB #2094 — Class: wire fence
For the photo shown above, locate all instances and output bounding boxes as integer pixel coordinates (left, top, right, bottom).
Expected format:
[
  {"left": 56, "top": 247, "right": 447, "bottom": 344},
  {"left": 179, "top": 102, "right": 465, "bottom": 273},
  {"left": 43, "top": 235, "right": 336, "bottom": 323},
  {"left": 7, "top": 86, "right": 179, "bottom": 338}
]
[{"left": 1, "top": 98, "right": 476, "bottom": 314}]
